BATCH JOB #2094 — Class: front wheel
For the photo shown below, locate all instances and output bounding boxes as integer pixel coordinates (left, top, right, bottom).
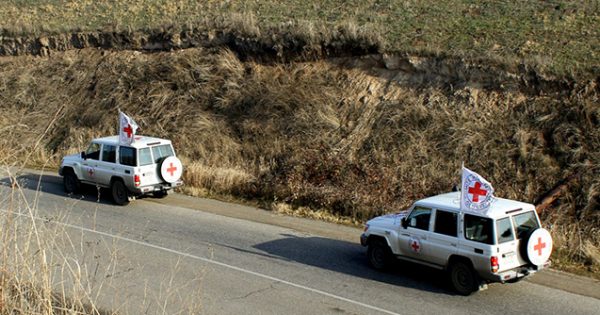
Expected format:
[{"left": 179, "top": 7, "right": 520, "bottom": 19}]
[
  {"left": 367, "top": 239, "right": 392, "bottom": 270},
  {"left": 63, "top": 171, "right": 80, "bottom": 194},
  {"left": 449, "top": 260, "right": 478, "bottom": 296},
  {"left": 111, "top": 180, "right": 130, "bottom": 206}
]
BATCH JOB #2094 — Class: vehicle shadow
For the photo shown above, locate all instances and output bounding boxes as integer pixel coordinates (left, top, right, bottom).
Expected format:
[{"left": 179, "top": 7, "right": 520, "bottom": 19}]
[
  {"left": 253, "top": 233, "right": 457, "bottom": 295},
  {"left": 0, "top": 172, "right": 115, "bottom": 205}
]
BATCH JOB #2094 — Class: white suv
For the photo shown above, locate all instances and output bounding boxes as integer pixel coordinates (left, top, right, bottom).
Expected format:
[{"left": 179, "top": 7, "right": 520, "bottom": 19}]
[
  {"left": 59, "top": 136, "right": 183, "bottom": 205},
  {"left": 360, "top": 192, "right": 552, "bottom": 295}
]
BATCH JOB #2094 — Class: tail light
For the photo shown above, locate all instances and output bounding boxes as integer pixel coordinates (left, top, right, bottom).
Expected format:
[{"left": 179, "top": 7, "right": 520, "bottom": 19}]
[
  {"left": 134, "top": 174, "right": 141, "bottom": 187},
  {"left": 363, "top": 224, "right": 370, "bottom": 232},
  {"left": 491, "top": 256, "right": 499, "bottom": 273}
]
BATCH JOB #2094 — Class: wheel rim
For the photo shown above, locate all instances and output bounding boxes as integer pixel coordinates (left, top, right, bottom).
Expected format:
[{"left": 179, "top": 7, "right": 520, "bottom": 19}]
[
  {"left": 452, "top": 264, "right": 472, "bottom": 291},
  {"left": 370, "top": 244, "right": 385, "bottom": 268},
  {"left": 114, "top": 183, "right": 126, "bottom": 202}
]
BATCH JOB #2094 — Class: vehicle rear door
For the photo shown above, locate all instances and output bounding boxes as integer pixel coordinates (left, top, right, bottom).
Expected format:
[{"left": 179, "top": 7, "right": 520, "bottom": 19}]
[
  {"left": 137, "top": 147, "right": 162, "bottom": 187},
  {"left": 427, "top": 209, "right": 459, "bottom": 266},
  {"left": 494, "top": 216, "right": 521, "bottom": 272},
  {"left": 457, "top": 214, "right": 495, "bottom": 275}
]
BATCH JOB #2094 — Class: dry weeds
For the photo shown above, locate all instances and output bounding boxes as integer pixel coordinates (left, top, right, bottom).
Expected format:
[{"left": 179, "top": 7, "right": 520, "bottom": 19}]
[{"left": 0, "top": 45, "right": 597, "bottom": 276}]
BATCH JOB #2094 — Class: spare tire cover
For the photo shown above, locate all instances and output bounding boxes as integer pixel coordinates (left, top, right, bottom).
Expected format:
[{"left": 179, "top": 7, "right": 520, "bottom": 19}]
[
  {"left": 159, "top": 156, "right": 183, "bottom": 183},
  {"left": 525, "top": 228, "right": 553, "bottom": 266}
]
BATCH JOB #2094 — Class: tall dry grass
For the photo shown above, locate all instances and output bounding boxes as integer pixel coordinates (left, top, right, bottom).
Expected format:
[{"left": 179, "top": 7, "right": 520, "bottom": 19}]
[
  {"left": 0, "top": 165, "right": 204, "bottom": 313},
  {"left": 0, "top": 47, "right": 597, "bottom": 275}
]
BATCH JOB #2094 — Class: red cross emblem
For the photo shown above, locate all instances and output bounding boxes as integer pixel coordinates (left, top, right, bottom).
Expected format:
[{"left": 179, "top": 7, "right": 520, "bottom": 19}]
[
  {"left": 533, "top": 237, "right": 546, "bottom": 256},
  {"left": 468, "top": 182, "right": 488, "bottom": 202},
  {"left": 167, "top": 162, "right": 177, "bottom": 177},
  {"left": 123, "top": 124, "right": 133, "bottom": 138},
  {"left": 88, "top": 168, "right": 94, "bottom": 177},
  {"left": 411, "top": 240, "right": 420, "bottom": 252}
]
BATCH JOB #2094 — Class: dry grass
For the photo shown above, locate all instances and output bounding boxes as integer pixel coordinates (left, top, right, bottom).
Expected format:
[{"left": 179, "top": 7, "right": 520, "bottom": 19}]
[
  {"left": 0, "top": 45, "right": 597, "bottom": 275},
  {"left": 0, "top": 1, "right": 598, "bottom": 78},
  {"left": 0, "top": 165, "right": 204, "bottom": 313}
]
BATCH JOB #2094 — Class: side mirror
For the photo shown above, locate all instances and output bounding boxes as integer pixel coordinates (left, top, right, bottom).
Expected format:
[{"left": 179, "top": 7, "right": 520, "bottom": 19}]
[
  {"left": 401, "top": 217, "right": 408, "bottom": 229},
  {"left": 81, "top": 151, "right": 87, "bottom": 160}
]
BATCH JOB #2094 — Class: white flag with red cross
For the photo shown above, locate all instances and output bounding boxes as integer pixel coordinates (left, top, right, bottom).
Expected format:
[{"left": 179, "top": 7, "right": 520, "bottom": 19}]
[
  {"left": 461, "top": 167, "right": 495, "bottom": 213},
  {"left": 119, "top": 111, "right": 139, "bottom": 145}
]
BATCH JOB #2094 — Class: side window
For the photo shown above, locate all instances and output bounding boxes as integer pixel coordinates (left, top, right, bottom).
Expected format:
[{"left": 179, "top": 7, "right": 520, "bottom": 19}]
[
  {"left": 512, "top": 211, "right": 540, "bottom": 239},
  {"left": 407, "top": 206, "right": 432, "bottom": 231},
  {"left": 434, "top": 210, "right": 458, "bottom": 237},
  {"left": 464, "top": 214, "right": 493, "bottom": 244},
  {"left": 119, "top": 146, "right": 136, "bottom": 166},
  {"left": 101, "top": 145, "right": 116, "bottom": 163},
  {"left": 85, "top": 143, "right": 101, "bottom": 160},
  {"left": 139, "top": 148, "right": 153, "bottom": 166},
  {"left": 496, "top": 217, "right": 514, "bottom": 244}
]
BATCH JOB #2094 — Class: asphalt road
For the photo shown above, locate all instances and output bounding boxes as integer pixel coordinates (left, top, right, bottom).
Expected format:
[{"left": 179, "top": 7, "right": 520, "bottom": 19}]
[{"left": 1, "top": 169, "right": 599, "bottom": 315}]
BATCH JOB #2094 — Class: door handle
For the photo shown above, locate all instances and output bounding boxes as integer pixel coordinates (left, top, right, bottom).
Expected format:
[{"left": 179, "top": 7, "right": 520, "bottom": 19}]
[
  {"left": 450, "top": 243, "right": 457, "bottom": 247},
  {"left": 401, "top": 234, "right": 410, "bottom": 237}
]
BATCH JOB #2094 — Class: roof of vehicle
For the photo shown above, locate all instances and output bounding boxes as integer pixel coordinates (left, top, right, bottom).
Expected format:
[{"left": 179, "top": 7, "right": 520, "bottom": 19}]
[
  {"left": 92, "top": 136, "right": 172, "bottom": 149},
  {"left": 415, "top": 192, "right": 536, "bottom": 219}
]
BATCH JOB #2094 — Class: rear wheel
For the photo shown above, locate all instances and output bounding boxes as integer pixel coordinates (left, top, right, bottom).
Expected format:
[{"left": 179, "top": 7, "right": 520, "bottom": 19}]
[
  {"left": 111, "top": 180, "right": 130, "bottom": 206},
  {"left": 63, "top": 171, "right": 80, "bottom": 194},
  {"left": 367, "top": 238, "right": 392, "bottom": 270},
  {"left": 449, "top": 260, "right": 478, "bottom": 296}
]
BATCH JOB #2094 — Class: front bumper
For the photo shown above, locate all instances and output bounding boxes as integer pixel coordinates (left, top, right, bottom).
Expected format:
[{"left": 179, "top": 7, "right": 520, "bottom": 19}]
[{"left": 360, "top": 233, "right": 368, "bottom": 246}]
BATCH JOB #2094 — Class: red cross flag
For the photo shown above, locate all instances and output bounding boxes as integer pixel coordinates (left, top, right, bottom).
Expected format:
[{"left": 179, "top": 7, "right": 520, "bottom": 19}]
[
  {"left": 460, "top": 166, "right": 495, "bottom": 213},
  {"left": 119, "top": 111, "right": 139, "bottom": 145}
]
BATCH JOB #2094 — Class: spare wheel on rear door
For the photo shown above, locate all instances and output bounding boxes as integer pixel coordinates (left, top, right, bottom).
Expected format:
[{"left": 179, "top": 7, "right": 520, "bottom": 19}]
[
  {"left": 159, "top": 156, "right": 183, "bottom": 183},
  {"left": 522, "top": 228, "right": 553, "bottom": 266}
]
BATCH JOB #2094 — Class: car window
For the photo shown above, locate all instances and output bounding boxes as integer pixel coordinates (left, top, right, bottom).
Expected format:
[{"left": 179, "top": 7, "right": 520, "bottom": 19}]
[
  {"left": 119, "top": 146, "right": 136, "bottom": 166},
  {"left": 101, "top": 145, "right": 116, "bottom": 163},
  {"left": 85, "top": 143, "right": 101, "bottom": 160},
  {"left": 464, "top": 214, "right": 493, "bottom": 244},
  {"left": 512, "top": 211, "right": 540, "bottom": 239},
  {"left": 152, "top": 144, "right": 174, "bottom": 163},
  {"left": 139, "top": 148, "right": 153, "bottom": 166},
  {"left": 434, "top": 210, "right": 458, "bottom": 237},
  {"left": 496, "top": 217, "right": 514, "bottom": 244},
  {"left": 407, "top": 206, "right": 432, "bottom": 231}
]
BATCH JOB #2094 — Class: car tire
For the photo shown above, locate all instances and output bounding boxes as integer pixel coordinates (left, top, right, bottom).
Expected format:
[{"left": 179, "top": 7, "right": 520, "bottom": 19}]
[
  {"left": 111, "top": 180, "right": 130, "bottom": 206},
  {"left": 367, "top": 238, "right": 392, "bottom": 270},
  {"left": 449, "top": 260, "right": 478, "bottom": 296},
  {"left": 63, "top": 171, "right": 80, "bottom": 194}
]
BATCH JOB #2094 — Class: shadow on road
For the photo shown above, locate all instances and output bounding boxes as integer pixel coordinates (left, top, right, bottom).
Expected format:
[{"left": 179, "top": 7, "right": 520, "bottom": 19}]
[
  {"left": 254, "top": 233, "right": 456, "bottom": 295},
  {"left": 0, "top": 172, "right": 114, "bottom": 205}
]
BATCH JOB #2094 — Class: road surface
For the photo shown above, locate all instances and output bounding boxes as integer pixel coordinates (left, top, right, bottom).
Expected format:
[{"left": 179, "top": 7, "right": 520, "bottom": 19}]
[{"left": 1, "top": 169, "right": 599, "bottom": 314}]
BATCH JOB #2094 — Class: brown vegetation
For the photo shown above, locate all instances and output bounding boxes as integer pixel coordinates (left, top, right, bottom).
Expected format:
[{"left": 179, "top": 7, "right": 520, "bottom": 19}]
[{"left": 0, "top": 44, "right": 598, "bottom": 276}]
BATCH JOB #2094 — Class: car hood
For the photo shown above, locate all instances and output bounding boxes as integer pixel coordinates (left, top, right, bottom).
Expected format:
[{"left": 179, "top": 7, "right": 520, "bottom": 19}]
[{"left": 367, "top": 210, "right": 409, "bottom": 228}]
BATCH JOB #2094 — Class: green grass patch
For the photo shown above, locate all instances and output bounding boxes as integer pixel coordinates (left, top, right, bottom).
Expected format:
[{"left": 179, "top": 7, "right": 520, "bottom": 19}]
[{"left": 1, "top": 0, "right": 598, "bottom": 78}]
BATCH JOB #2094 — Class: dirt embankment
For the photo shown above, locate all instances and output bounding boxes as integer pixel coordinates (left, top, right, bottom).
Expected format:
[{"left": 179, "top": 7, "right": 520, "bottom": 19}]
[{"left": 0, "top": 31, "right": 598, "bottom": 274}]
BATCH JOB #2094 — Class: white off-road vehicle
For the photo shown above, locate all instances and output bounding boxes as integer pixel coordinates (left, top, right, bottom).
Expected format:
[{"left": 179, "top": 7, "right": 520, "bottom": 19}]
[
  {"left": 59, "top": 136, "right": 183, "bottom": 205},
  {"left": 360, "top": 192, "right": 552, "bottom": 295}
]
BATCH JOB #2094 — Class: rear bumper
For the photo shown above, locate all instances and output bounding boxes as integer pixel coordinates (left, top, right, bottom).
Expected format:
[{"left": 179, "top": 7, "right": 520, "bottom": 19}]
[
  {"left": 486, "top": 261, "right": 551, "bottom": 283},
  {"left": 134, "top": 180, "right": 183, "bottom": 194}
]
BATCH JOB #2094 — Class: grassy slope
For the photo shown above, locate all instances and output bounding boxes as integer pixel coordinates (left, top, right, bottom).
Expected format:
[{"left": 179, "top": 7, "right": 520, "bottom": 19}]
[
  {"left": 0, "top": 48, "right": 598, "bottom": 276},
  {"left": 1, "top": 0, "right": 599, "bottom": 78}
]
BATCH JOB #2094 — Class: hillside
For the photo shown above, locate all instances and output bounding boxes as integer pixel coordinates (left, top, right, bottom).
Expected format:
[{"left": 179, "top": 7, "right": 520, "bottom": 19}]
[{"left": 0, "top": 0, "right": 598, "bottom": 278}]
